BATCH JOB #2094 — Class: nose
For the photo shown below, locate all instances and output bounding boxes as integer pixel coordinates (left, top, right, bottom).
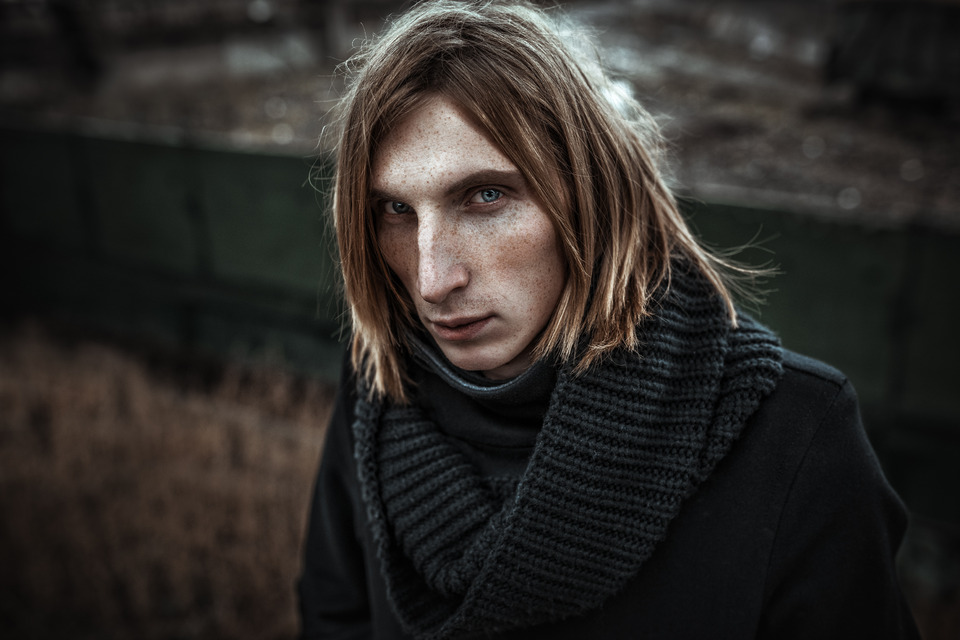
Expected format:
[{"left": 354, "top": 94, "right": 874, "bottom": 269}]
[{"left": 416, "top": 215, "right": 469, "bottom": 304}]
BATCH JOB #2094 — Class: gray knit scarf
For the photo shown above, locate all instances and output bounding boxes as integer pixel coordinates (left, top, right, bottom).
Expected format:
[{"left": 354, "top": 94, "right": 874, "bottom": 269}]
[{"left": 352, "top": 266, "right": 783, "bottom": 639}]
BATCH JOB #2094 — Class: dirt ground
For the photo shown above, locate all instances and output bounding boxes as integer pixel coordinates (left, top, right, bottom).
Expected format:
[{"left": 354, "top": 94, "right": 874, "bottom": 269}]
[
  {"left": 0, "top": 320, "right": 334, "bottom": 639},
  {"left": 1, "top": 319, "right": 958, "bottom": 639}
]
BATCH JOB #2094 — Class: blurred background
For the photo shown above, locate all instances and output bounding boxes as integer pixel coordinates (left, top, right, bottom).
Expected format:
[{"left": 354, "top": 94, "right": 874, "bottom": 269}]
[{"left": 1, "top": 0, "right": 958, "bottom": 638}]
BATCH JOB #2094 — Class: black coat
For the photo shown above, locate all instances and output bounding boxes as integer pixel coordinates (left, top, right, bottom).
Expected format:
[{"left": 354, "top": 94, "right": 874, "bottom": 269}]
[{"left": 298, "top": 350, "right": 919, "bottom": 639}]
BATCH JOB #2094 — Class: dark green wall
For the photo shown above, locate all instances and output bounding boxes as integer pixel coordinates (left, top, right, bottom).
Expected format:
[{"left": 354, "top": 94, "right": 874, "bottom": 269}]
[
  {"left": 2, "top": 125, "right": 958, "bottom": 522},
  {"left": 684, "top": 202, "right": 960, "bottom": 522},
  {"left": 2, "top": 126, "right": 342, "bottom": 378}
]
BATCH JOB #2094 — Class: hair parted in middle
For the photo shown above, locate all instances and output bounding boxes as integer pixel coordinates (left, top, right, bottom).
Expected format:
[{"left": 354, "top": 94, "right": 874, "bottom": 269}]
[{"left": 331, "top": 0, "right": 742, "bottom": 402}]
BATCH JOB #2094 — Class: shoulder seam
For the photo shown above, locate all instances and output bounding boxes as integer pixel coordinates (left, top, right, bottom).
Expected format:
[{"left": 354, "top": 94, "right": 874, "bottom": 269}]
[{"left": 780, "top": 350, "right": 846, "bottom": 389}]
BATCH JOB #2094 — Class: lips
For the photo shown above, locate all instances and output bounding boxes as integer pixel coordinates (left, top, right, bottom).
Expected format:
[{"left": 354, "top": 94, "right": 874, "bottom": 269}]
[{"left": 430, "top": 315, "right": 493, "bottom": 342}]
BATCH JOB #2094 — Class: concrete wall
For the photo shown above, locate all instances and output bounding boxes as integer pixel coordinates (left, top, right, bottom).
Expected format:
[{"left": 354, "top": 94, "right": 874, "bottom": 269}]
[{"left": 2, "top": 124, "right": 958, "bottom": 523}]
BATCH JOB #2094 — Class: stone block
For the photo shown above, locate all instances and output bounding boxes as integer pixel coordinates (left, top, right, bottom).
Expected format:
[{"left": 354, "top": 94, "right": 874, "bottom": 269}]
[
  {"left": 82, "top": 137, "right": 199, "bottom": 274},
  {"left": 199, "top": 150, "right": 335, "bottom": 296},
  {"left": 0, "top": 128, "right": 86, "bottom": 249},
  {"left": 685, "top": 202, "right": 904, "bottom": 409},
  {"left": 898, "top": 231, "right": 960, "bottom": 423}
]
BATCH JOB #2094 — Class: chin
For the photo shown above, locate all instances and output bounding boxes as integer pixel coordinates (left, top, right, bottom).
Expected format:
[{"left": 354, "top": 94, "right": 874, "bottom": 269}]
[
  {"left": 444, "top": 351, "right": 505, "bottom": 375},
  {"left": 439, "top": 342, "right": 526, "bottom": 380}
]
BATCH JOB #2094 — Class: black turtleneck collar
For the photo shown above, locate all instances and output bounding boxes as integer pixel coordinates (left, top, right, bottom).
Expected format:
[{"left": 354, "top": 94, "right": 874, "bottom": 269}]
[{"left": 405, "top": 331, "right": 556, "bottom": 476}]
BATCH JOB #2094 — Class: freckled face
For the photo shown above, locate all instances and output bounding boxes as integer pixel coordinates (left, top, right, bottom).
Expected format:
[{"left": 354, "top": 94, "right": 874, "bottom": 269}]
[{"left": 372, "top": 96, "right": 566, "bottom": 380}]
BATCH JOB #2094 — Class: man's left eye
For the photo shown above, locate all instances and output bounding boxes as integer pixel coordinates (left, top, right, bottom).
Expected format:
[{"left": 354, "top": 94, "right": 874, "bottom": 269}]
[{"left": 470, "top": 188, "right": 502, "bottom": 204}]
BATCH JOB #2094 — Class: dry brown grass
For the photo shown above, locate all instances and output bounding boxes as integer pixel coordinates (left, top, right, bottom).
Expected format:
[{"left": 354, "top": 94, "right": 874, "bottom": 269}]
[
  {"left": 0, "top": 321, "right": 335, "bottom": 639},
  {"left": 2, "top": 320, "right": 957, "bottom": 639}
]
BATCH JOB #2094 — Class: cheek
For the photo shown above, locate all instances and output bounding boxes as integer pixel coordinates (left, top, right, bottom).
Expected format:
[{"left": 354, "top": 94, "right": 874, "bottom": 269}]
[
  {"left": 529, "top": 240, "right": 566, "bottom": 316},
  {"left": 377, "top": 225, "right": 418, "bottom": 288},
  {"left": 495, "top": 213, "right": 566, "bottom": 312}
]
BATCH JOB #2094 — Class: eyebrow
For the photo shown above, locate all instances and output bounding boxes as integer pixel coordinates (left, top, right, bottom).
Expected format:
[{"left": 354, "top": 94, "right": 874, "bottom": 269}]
[{"left": 370, "top": 169, "right": 525, "bottom": 202}]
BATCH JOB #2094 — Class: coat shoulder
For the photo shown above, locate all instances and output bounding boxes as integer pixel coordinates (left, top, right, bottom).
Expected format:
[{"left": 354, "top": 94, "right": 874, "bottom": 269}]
[
  {"left": 759, "top": 349, "right": 856, "bottom": 432},
  {"left": 780, "top": 349, "right": 847, "bottom": 388}
]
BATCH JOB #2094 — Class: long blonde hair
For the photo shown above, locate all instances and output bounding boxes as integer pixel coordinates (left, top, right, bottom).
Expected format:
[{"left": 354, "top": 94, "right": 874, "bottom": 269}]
[{"left": 331, "top": 0, "right": 741, "bottom": 402}]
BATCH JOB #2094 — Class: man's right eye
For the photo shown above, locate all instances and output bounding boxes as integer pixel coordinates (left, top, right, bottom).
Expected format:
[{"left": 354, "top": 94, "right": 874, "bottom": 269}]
[{"left": 386, "top": 201, "right": 412, "bottom": 215}]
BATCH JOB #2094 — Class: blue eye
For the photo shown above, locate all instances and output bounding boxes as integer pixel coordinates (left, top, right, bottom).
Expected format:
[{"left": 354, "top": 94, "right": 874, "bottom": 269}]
[
  {"left": 387, "top": 201, "right": 411, "bottom": 214},
  {"left": 473, "top": 189, "right": 502, "bottom": 204}
]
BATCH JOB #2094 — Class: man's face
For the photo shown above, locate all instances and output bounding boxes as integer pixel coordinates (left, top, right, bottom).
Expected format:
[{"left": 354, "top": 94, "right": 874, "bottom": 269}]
[{"left": 372, "top": 96, "right": 566, "bottom": 380}]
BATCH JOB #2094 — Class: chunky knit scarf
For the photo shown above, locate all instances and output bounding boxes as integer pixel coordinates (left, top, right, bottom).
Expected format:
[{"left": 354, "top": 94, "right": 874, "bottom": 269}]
[{"left": 352, "top": 266, "right": 783, "bottom": 639}]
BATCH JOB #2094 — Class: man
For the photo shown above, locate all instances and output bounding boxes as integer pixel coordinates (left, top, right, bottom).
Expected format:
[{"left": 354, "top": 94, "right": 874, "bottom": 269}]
[{"left": 299, "top": 1, "right": 919, "bottom": 638}]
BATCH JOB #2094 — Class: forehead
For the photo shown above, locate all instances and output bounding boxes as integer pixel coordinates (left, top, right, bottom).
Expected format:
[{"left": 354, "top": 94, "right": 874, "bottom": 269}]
[{"left": 371, "top": 97, "right": 518, "bottom": 195}]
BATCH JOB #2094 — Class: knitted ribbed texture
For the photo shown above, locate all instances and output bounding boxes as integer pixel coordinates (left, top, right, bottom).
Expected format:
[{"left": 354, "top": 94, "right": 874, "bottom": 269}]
[{"left": 352, "top": 265, "right": 783, "bottom": 639}]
